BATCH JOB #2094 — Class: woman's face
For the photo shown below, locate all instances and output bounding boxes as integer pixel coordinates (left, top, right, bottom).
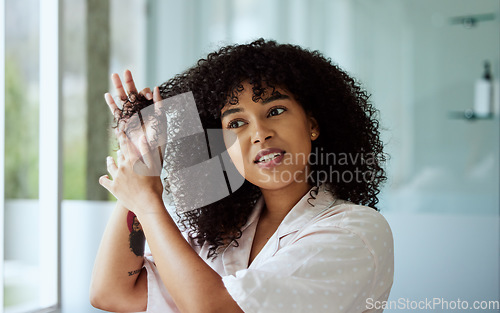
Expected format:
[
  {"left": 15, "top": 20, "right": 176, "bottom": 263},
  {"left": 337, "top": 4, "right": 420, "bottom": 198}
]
[{"left": 221, "top": 82, "right": 319, "bottom": 191}]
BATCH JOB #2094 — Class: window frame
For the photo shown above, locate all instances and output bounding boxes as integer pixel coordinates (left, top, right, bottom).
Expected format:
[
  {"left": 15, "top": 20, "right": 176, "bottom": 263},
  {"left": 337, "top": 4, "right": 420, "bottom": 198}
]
[
  {"left": 1, "top": 0, "right": 6, "bottom": 307},
  {"left": 38, "top": 0, "right": 63, "bottom": 309},
  {"left": 1, "top": 0, "right": 62, "bottom": 311}
]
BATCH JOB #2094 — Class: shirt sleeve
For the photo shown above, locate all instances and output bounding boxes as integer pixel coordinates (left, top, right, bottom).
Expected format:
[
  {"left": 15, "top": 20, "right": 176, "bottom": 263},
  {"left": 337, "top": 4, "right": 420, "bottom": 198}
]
[
  {"left": 142, "top": 255, "right": 181, "bottom": 313},
  {"left": 222, "top": 208, "right": 394, "bottom": 313}
]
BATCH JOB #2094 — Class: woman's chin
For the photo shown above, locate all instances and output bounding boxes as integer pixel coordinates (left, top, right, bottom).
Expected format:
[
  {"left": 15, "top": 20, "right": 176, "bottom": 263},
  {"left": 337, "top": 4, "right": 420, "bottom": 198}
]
[{"left": 247, "top": 170, "right": 310, "bottom": 191}]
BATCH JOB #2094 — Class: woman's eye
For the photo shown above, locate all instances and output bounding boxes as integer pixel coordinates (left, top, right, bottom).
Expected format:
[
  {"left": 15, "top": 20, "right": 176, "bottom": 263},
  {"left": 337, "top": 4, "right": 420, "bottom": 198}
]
[
  {"left": 268, "top": 107, "right": 286, "bottom": 117},
  {"left": 228, "top": 120, "right": 246, "bottom": 129}
]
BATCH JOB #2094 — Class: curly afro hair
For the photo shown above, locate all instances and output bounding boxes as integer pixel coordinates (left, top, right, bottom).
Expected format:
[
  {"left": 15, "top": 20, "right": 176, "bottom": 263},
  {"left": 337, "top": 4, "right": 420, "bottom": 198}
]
[{"left": 117, "top": 39, "right": 387, "bottom": 258}]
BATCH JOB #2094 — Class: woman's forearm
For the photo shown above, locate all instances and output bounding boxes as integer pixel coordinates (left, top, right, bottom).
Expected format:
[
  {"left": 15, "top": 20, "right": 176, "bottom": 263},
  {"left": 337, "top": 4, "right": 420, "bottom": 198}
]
[
  {"left": 137, "top": 196, "right": 243, "bottom": 313},
  {"left": 89, "top": 201, "right": 148, "bottom": 312}
]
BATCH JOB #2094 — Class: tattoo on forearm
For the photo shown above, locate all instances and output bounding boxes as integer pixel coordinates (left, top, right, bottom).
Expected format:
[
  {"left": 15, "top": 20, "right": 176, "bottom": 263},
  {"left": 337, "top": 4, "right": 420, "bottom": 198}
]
[
  {"left": 127, "top": 212, "right": 146, "bottom": 257},
  {"left": 128, "top": 268, "right": 142, "bottom": 276}
]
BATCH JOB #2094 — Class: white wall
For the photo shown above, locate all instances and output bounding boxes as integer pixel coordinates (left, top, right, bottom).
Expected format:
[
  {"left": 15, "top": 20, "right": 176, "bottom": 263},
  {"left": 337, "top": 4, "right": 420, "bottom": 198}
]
[
  {"left": 385, "top": 212, "right": 499, "bottom": 312},
  {"left": 60, "top": 200, "right": 114, "bottom": 313},
  {"left": 146, "top": 0, "right": 500, "bottom": 215},
  {"left": 344, "top": 0, "right": 500, "bottom": 215}
]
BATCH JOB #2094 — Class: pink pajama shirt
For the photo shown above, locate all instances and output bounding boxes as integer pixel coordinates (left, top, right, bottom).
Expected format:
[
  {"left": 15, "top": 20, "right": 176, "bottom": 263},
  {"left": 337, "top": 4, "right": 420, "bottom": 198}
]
[{"left": 141, "top": 185, "right": 394, "bottom": 313}]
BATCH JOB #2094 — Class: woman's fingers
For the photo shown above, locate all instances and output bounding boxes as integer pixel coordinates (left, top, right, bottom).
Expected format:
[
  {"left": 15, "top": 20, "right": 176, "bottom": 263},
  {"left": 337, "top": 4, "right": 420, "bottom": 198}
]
[
  {"left": 98, "top": 175, "right": 112, "bottom": 191},
  {"left": 135, "top": 135, "right": 163, "bottom": 176},
  {"left": 138, "top": 135, "right": 153, "bottom": 168},
  {"left": 106, "top": 156, "right": 118, "bottom": 176},
  {"left": 123, "top": 70, "right": 138, "bottom": 96},
  {"left": 117, "top": 131, "right": 131, "bottom": 159},
  {"left": 117, "top": 149, "right": 125, "bottom": 164},
  {"left": 139, "top": 87, "right": 153, "bottom": 101},
  {"left": 111, "top": 73, "right": 128, "bottom": 104},
  {"left": 153, "top": 86, "right": 162, "bottom": 103},
  {"left": 104, "top": 92, "right": 121, "bottom": 120},
  {"left": 110, "top": 70, "right": 148, "bottom": 107}
]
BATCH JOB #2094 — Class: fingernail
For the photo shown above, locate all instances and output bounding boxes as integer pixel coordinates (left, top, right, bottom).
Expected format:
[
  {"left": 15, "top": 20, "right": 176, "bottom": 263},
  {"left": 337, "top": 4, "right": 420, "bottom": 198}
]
[
  {"left": 107, "top": 156, "right": 112, "bottom": 162},
  {"left": 146, "top": 93, "right": 153, "bottom": 100}
]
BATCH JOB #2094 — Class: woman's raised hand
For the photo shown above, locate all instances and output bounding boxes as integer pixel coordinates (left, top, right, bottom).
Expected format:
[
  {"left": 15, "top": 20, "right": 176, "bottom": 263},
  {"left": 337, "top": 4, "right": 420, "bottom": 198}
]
[
  {"left": 104, "top": 70, "right": 164, "bottom": 175},
  {"left": 100, "top": 70, "right": 165, "bottom": 212},
  {"left": 104, "top": 70, "right": 152, "bottom": 117},
  {"left": 99, "top": 128, "right": 164, "bottom": 215}
]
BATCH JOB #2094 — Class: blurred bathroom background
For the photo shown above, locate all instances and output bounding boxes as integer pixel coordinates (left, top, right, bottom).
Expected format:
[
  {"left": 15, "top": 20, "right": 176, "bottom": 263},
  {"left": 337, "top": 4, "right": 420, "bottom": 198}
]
[{"left": 1, "top": 0, "right": 499, "bottom": 312}]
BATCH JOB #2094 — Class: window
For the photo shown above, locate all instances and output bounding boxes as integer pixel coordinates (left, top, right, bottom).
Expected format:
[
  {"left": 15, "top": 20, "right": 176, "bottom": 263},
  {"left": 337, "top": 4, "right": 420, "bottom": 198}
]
[{"left": 3, "top": 0, "right": 60, "bottom": 311}]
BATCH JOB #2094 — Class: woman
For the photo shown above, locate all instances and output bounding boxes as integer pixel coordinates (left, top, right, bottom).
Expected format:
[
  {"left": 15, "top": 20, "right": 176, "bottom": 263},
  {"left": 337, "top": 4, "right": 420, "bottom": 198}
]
[{"left": 90, "top": 39, "right": 393, "bottom": 313}]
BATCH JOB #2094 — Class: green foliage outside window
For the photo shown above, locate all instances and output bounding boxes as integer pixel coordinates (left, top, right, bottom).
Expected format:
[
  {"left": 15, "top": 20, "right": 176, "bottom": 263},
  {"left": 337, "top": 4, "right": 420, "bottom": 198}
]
[
  {"left": 5, "top": 55, "right": 87, "bottom": 200},
  {"left": 4, "top": 56, "right": 39, "bottom": 199}
]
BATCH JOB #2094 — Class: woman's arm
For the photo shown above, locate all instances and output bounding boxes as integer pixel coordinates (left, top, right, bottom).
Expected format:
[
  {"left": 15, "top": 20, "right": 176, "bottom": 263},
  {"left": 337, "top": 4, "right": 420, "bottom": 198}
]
[
  {"left": 97, "top": 72, "right": 242, "bottom": 313},
  {"left": 89, "top": 201, "right": 148, "bottom": 312},
  {"left": 90, "top": 70, "right": 157, "bottom": 312},
  {"left": 137, "top": 197, "right": 244, "bottom": 313},
  {"left": 99, "top": 127, "right": 244, "bottom": 313}
]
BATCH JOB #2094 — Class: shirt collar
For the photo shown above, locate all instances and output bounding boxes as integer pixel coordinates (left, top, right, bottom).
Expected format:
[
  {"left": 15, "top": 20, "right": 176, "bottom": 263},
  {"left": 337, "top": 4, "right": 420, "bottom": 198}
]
[
  {"left": 220, "top": 184, "right": 337, "bottom": 274},
  {"left": 240, "top": 196, "right": 265, "bottom": 232},
  {"left": 275, "top": 184, "right": 337, "bottom": 239},
  {"left": 239, "top": 184, "right": 336, "bottom": 235}
]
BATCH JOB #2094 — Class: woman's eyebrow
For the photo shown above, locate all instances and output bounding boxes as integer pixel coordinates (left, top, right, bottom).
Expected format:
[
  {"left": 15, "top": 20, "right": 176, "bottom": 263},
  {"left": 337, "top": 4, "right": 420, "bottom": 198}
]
[
  {"left": 221, "top": 94, "right": 290, "bottom": 119},
  {"left": 262, "top": 93, "right": 290, "bottom": 104},
  {"left": 221, "top": 107, "right": 243, "bottom": 119}
]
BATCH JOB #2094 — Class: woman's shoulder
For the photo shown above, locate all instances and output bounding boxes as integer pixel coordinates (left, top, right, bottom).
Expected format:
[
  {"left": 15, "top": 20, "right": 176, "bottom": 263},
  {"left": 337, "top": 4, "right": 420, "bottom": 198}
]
[
  {"left": 312, "top": 201, "right": 391, "bottom": 232},
  {"left": 301, "top": 201, "right": 394, "bottom": 255}
]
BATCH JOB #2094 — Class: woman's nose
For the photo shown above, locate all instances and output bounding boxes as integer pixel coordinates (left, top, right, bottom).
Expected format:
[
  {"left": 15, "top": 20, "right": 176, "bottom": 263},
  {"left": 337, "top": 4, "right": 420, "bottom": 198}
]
[{"left": 251, "top": 121, "right": 274, "bottom": 144}]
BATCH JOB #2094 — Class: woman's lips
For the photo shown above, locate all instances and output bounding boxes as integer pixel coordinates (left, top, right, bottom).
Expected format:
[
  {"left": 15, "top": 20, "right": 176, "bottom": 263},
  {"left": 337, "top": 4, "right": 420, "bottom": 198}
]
[{"left": 254, "top": 148, "right": 286, "bottom": 169}]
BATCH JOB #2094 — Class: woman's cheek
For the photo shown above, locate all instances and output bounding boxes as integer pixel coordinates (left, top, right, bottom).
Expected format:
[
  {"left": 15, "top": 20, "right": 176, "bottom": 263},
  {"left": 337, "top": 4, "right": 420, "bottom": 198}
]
[{"left": 225, "top": 139, "right": 246, "bottom": 178}]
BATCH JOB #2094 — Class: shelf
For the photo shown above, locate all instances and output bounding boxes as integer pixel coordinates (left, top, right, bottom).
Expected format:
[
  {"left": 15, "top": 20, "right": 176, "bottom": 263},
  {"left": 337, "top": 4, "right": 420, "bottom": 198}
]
[{"left": 448, "top": 110, "right": 495, "bottom": 121}]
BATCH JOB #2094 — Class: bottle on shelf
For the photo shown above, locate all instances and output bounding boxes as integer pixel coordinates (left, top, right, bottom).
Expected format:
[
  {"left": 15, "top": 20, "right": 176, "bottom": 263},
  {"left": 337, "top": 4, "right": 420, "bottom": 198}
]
[{"left": 474, "top": 60, "right": 493, "bottom": 118}]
